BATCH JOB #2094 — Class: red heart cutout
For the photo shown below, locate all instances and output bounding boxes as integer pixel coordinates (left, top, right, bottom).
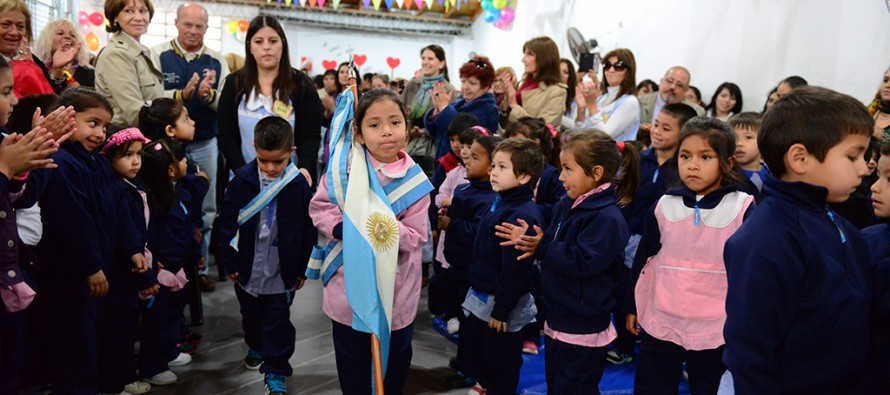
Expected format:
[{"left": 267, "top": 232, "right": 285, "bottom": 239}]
[
  {"left": 301, "top": 56, "right": 307, "bottom": 63},
  {"left": 386, "top": 57, "right": 401, "bottom": 69},
  {"left": 322, "top": 60, "right": 337, "bottom": 70},
  {"left": 353, "top": 54, "right": 367, "bottom": 67}
]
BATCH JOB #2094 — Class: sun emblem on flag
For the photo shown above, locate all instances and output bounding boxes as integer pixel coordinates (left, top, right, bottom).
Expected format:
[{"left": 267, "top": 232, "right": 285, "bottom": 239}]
[{"left": 366, "top": 211, "right": 399, "bottom": 252}]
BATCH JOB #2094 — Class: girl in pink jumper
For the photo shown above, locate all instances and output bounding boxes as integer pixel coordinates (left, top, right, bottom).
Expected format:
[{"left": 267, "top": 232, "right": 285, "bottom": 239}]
[
  {"left": 309, "top": 89, "right": 430, "bottom": 394},
  {"left": 626, "top": 117, "right": 755, "bottom": 395}
]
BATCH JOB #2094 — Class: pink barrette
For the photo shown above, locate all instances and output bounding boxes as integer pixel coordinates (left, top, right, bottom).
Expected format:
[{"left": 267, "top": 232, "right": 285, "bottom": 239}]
[
  {"left": 100, "top": 128, "right": 152, "bottom": 154},
  {"left": 546, "top": 123, "right": 558, "bottom": 138},
  {"left": 472, "top": 126, "right": 490, "bottom": 136},
  {"left": 154, "top": 143, "right": 163, "bottom": 151}
]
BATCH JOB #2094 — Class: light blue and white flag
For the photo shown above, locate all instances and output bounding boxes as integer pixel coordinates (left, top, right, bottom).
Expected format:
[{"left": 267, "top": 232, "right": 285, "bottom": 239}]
[{"left": 306, "top": 88, "right": 432, "bottom": 382}]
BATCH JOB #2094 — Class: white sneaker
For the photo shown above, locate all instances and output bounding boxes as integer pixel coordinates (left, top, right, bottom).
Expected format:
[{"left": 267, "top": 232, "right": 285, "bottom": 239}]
[
  {"left": 447, "top": 317, "right": 460, "bottom": 335},
  {"left": 143, "top": 370, "right": 177, "bottom": 386},
  {"left": 124, "top": 381, "right": 151, "bottom": 394},
  {"left": 168, "top": 352, "right": 192, "bottom": 367}
]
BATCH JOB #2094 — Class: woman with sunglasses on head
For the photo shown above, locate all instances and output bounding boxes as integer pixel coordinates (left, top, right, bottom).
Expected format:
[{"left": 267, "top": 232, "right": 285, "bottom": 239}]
[
  {"left": 425, "top": 55, "right": 498, "bottom": 161},
  {"left": 573, "top": 48, "right": 642, "bottom": 142}
]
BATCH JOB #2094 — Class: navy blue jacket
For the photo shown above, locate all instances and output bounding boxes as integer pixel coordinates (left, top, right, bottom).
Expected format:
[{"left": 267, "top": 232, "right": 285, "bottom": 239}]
[
  {"left": 146, "top": 175, "right": 208, "bottom": 273},
  {"left": 863, "top": 221, "right": 890, "bottom": 388},
  {"left": 37, "top": 143, "right": 142, "bottom": 285},
  {"left": 538, "top": 187, "right": 628, "bottom": 334},
  {"left": 625, "top": 183, "right": 754, "bottom": 314},
  {"left": 216, "top": 160, "right": 317, "bottom": 290},
  {"left": 535, "top": 164, "right": 566, "bottom": 226},
  {"left": 109, "top": 178, "right": 158, "bottom": 306},
  {"left": 723, "top": 176, "right": 871, "bottom": 395},
  {"left": 621, "top": 148, "right": 678, "bottom": 235},
  {"left": 158, "top": 41, "right": 224, "bottom": 142},
  {"left": 424, "top": 92, "right": 499, "bottom": 160},
  {"left": 468, "top": 185, "right": 543, "bottom": 321},
  {"left": 443, "top": 179, "right": 497, "bottom": 270}
]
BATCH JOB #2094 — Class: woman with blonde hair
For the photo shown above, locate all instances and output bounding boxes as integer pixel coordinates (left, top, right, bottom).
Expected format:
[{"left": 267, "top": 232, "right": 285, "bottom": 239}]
[{"left": 34, "top": 18, "right": 95, "bottom": 91}]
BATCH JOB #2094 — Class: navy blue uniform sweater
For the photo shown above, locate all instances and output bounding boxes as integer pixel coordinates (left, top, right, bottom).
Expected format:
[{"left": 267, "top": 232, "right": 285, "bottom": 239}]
[
  {"left": 538, "top": 187, "right": 628, "bottom": 334},
  {"left": 443, "top": 179, "right": 497, "bottom": 270},
  {"left": 158, "top": 41, "right": 224, "bottom": 142},
  {"left": 535, "top": 164, "right": 566, "bottom": 227},
  {"left": 146, "top": 175, "right": 208, "bottom": 274},
  {"left": 723, "top": 176, "right": 871, "bottom": 395},
  {"left": 621, "top": 148, "right": 679, "bottom": 235},
  {"left": 36, "top": 143, "right": 142, "bottom": 284},
  {"left": 468, "top": 185, "right": 543, "bottom": 321},
  {"left": 862, "top": 221, "right": 890, "bottom": 389},
  {"left": 109, "top": 178, "right": 158, "bottom": 306},
  {"left": 624, "top": 183, "right": 754, "bottom": 314},
  {"left": 216, "top": 160, "right": 317, "bottom": 290}
]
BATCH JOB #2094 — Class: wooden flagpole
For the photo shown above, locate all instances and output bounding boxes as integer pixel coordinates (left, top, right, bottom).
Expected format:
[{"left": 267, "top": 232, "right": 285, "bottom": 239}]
[{"left": 347, "top": 57, "right": 386, "bottom": 395}]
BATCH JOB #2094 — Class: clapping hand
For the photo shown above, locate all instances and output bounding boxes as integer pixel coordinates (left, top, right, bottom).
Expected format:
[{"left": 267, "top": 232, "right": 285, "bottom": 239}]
[
  {"left": 494, "top": 218, "right": 544, "bottom": 261},
  {"left": 32, "top": 106, "right": 76, "bottom": 144},
  {"left": 52, "top": 41, "right": 80, "bottom": 70},
  {"left": 0, "top": 127, "right": 60, "bottom": 178},
  {"left": 430, "top": 81, "right": 454, "bottom": 113},
  {"left": 197, "top": 69, "right": 216, "bottom": 101},
  {"left": 501, "top": 73, "right": 518, "bottom": 107},
  {"left": 182, "top": 72, "right": 200, "bottom": 102}
]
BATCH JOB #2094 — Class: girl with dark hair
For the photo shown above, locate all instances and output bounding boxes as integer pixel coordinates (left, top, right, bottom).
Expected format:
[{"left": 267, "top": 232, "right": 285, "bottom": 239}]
[
  {"left": 218, "top": 15, "right": 322, "bottom": 184},
  {"left": 573, "top": 48, "right": 641, "bottom": 142},
  {"left": 138, "top": 97, "right": 195, "bottom": 141},
  {"left": 501, "top": 36, "right": 567, "bottom": 126},
  {"left": 706, "top": 82, "right": 743, "bottom": 122},
  {"left": 402, "top": 44, "right": 455, "bottom": 161}
]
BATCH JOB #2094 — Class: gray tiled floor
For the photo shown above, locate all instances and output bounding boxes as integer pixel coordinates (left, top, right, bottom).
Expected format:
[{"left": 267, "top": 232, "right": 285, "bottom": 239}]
[{"left": 152, "top": 278, "right": 468, "bottom": 394}]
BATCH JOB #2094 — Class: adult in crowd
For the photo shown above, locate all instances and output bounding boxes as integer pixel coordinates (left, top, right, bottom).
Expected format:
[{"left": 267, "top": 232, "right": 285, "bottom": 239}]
[
  {"left": 318, "top": 69, "right": 340, "bottom": 174},
  {"left": 685, "top": 85, "right": 704, "bottom": 107},
  {"left": 762, "top": 86, "right": 778, "bottom": 113},
  {"left": 0, "top": 0, "right": 60, "bottom": 96},
  {"left": 502, "top": 36, "right": 567, "bottom": 127},
  {"left": 638, "top": 66, "right": 705, "bottom": 131},
  {"left": 34, "top": 19, "right": 95, "bottom": 91},
  {"left": 337, "top": 62, "right": 361, "bottom": 94},
  {"left": 371, "top": 74, "right": 389, "bottom": 90},
  {"left": 424, "top": 55, "right": 498, "bottom": 160},
  {"left": 402, "top": 44, "right": 454, "bottom": 163},
  {"left": 153, "top": 2, "right": 229, "bottom": 291},
  {"left": 95, "top": 0, "right": 163, "bottom": 126},
  {"left": 869, "top": 66, "right": 890, "bottom": 139},
  {"left": 493, "top": 65, "right": 517, "bottom": 130},
  {"left": 637, "top": 79, "right": 657, "bottom": 96},
  {"left": 706, "top": 82, "right": 743, "bottom": 122},
  {"left": 572, "top": 48, "right": 641, "bottom": 141},
  {"left": 775, "top": 75, "right": 807, "bottom": 99},
  {"left": 218, "top": 15, "right": 322, "bottom": 185},
  {"left": 360, "top": 72, "right": 374, "bottom": 93},
  {"left": 558, "top": 58, "right": 576, "bottom": 129}
]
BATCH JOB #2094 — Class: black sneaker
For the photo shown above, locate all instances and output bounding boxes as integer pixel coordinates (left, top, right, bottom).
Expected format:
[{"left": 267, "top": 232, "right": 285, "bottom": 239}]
[
  {"left": 245, "top": 349, "right": 263, "bottom": 370},
  {"left": 264, "top": 373, "right": 286, "bottom": 395}
]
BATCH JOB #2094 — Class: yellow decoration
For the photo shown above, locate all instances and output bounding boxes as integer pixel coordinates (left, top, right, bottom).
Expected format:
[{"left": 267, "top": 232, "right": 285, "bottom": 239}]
[
  {"left": 365, "top": 212, "right": 399, "bottom": 252},
  {"left": 372, "top": 0, "right": 382, "bottom": 9}
]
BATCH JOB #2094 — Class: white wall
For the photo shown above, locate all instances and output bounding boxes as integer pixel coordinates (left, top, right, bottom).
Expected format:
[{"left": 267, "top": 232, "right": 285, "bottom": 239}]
[{"left": 470, "top": 0, "right": 890, "bottom": 110}]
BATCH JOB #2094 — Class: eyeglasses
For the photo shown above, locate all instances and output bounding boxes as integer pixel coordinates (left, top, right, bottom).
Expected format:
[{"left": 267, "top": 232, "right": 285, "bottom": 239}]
[{"left": 603, "top": 61, "right": 627, "bottom": 72}]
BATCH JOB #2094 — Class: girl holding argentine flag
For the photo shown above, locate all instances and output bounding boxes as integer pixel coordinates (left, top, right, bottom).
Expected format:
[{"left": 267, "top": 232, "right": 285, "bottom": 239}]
[{"left": 309, "top": 88, "right": 433, "bottom": 394}]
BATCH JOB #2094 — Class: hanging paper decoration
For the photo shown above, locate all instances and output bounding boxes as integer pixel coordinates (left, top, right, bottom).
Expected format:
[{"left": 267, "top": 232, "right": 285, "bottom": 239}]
[
  {"left": 371, "top": 0, "right": 382, "bottom": 10},
  {"left": 353, "top": 54, "right": 367, "bottom": 66},
  {"left": 437, "top": 0, "right": 444, "bottom": 6},
  {"left": 332, "top": 0, "right": 340, "bottom": 8},
  {"left": 299, "top": 0, "right": 307, "bottom": 6},
  {"left": 322, "top": 60, "right": 337, "bottom": 70},
  {"left": 384, "top": 0, "right": 394, "bottom": 9},
  {"left": 362, "top": 0, "right": 371, "bottom": 8},
  {"left": 425, "top": 0, "right": 434, "bottom": 9},
  {"left": 415, "top": 0, "right": 424, "bottom": 9},
  {"left": 317, "top": 0, "right": 325, "bottom": 7},
  {"left": 308, "top": 0, "right": 317, "bottom": 6},
  {"left": 394, "top": 0, "right": 403, "bottom": 8}
]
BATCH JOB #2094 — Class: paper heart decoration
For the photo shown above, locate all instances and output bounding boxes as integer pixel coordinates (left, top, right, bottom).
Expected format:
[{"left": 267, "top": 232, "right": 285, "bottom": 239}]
[
  {"left": 386, "top": 57, "right": 401, "bottom": 69},
  {"left": 353, "top": 54, "right": 367, "bottom": 67},
  {"left": 322, "top": 60, "right": 337, "bottom": 70}
]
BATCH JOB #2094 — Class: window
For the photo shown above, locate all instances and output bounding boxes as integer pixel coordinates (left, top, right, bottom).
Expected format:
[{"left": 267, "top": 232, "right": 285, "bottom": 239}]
[
  {"left": 141, "top": 10, "right": 222, "bottom": 52},
  {"left": 25, "top": 0, "right": 54, "bottom": 39}
]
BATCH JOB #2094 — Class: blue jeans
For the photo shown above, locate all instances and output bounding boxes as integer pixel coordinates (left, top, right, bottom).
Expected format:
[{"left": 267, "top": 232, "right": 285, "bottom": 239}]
[{"left": 185, "top": 138, "right": 218, "bottom": 275}]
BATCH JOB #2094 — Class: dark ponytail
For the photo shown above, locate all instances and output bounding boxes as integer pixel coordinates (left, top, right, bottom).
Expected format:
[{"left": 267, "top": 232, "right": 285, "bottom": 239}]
[
  {"left": 563, "top": 130, "right": 640, "bottom": 207},
  {"left": 138, "top": 98, "right": 184, "bottom": 141}
]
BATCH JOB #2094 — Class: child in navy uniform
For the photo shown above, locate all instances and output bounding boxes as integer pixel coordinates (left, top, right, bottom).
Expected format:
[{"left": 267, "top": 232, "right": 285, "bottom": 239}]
[
  {"left": 217, "top": 116, "right": 317, "bottom": 395},
  {"left": 865, "top": 139, "right": 890, "bottom": 388},
  {"left": 723, "top": 87, "right": 874, "bottom": 394},
  {"left": 458, "top": 138, "right": 544, "bottom": 395}
]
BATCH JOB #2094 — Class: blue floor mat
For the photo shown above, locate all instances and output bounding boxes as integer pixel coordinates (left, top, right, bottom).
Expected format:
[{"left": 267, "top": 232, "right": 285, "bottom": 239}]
[{"left": 516, "top": 340, "right": 691, "bottom": 395}]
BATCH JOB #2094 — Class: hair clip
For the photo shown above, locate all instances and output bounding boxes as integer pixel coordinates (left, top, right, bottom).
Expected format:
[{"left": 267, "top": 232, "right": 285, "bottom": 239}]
[
  {"left": 546, "top": 123, "right": 558, "bottom": 138},
  {"left": 472, "top": 126, "right": 490, "bottom": 136},
  {"left": 154, "top": 143, "right": 163, "bottom": 151},
  {"left": 616, "top": 141, "right": 625, "bottom": 153}
]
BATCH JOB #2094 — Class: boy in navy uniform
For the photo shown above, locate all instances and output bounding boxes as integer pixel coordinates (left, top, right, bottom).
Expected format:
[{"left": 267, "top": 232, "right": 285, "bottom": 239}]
[
  {"left": 217, "top": 116, "right": 317, "bottom": 395},
  {"left": 723, "top": 86, "right": 875, "bottom": 394}
]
